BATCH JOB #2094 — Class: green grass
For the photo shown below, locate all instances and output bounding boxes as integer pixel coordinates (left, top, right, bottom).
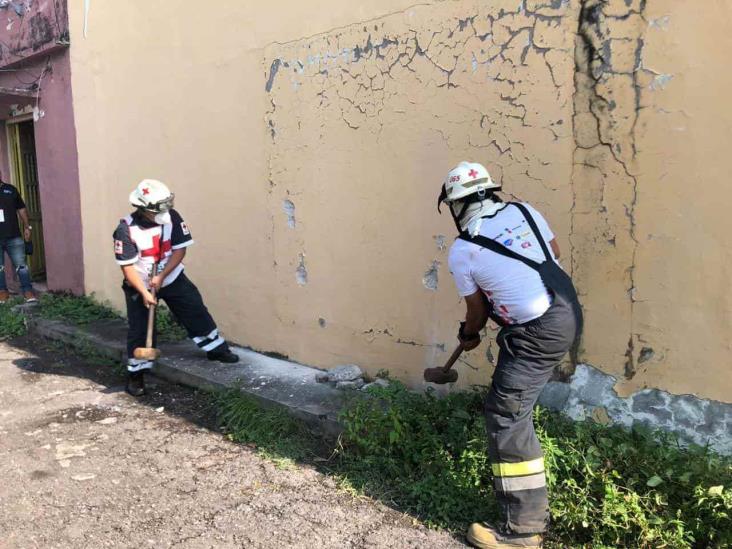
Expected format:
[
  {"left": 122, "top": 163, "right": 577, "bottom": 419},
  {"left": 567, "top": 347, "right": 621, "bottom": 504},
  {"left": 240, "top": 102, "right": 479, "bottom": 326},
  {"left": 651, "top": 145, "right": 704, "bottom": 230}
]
[
  {"left": 215, "top": 381, "right": 732, "bottom": 549},
  {"left": 0, "top": 297, "right": 26, "bottom": 338},
  {"left": 155, "top": 306, "right": 187, "bottom": 342},
  {"left": 37, "top": 292, "right": 186, "bottom": 342},
  {"left": 214, "top": 389, "right": 319, "bottom": 468},
  {"left": 38, "top": 292, "right": 120, "bottom": 324}
]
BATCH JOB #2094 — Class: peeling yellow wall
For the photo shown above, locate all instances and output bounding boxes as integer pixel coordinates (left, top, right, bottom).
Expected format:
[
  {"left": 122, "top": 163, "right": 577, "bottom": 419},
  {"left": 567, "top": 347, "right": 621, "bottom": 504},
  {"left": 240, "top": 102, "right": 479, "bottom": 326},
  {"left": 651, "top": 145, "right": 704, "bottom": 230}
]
[{"left": 67, "top": 1, "right": 732, "bottom": 404}]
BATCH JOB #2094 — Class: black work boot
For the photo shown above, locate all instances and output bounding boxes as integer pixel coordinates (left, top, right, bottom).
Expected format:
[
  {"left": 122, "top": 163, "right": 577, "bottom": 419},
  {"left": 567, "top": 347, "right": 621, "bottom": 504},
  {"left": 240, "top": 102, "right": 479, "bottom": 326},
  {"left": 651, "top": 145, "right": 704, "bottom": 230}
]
[
  {"left": 125, "top": 371, "right": 146, "bottom": 397},
  {"left": 207, "top": 344, "right": 239, "bottom": 363}
]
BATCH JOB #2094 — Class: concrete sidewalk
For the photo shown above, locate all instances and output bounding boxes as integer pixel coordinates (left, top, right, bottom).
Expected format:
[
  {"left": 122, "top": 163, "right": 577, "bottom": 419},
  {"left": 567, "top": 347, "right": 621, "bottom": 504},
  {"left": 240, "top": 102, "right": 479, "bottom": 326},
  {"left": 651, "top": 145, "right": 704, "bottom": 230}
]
[{"left": 24, "top": 312, "right": 346, "bottom": 437}]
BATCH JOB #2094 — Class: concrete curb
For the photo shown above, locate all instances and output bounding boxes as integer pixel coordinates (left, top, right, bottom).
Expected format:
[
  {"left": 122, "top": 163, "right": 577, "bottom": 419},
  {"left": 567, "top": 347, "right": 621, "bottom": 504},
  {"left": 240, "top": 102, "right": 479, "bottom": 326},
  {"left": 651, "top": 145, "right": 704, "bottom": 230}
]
[{"left": 23, "top": 312, "right": 346, "bottom": 439}]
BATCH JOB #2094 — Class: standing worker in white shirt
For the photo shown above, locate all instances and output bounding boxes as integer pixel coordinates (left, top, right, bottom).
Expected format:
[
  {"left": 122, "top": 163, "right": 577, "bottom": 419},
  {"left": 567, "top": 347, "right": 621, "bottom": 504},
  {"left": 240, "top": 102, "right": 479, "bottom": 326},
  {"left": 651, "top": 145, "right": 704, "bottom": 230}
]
[{"left": 438, "top": 161, "right": 583, "bottom": 549}]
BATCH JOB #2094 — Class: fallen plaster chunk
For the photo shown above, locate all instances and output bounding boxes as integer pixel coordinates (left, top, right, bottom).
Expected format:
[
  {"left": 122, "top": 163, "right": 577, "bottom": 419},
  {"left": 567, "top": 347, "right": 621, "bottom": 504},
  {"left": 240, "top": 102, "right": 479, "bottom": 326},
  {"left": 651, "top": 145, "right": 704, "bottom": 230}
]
[
  {"left": 55, "top": 443, "right": 91, "bottom": 461},
  {"left": 71, "top": 473, "right": 96, "bottom": 482},
  {"left": 317, "top": 364, "right": 364, "bottom": 383},
  {"left": 336, "top": 379, "right": 365, "bottom": 390}
]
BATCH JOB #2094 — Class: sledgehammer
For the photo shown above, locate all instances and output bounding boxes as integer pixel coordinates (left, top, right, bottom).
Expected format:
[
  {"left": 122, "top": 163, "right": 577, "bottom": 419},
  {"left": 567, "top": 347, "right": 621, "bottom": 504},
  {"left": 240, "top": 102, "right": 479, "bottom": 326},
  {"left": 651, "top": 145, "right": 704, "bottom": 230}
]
[
  {"left": 423, "top": 344, "right": 464, "bottom": 384},
  {"left": 133, "top": 264, "right": 161, "bottom": 361}
]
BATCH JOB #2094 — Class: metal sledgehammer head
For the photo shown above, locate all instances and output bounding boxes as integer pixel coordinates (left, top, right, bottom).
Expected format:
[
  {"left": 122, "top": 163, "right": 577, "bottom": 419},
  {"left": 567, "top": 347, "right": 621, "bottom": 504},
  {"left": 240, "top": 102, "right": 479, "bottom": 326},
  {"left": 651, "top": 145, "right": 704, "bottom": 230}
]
[
  {"left": 423, "top": 344, "right": 463, "bottom": 384},
  {"left": 133, "top": 347, "right": 161, "bottom": 360},
  {"left": 423, "top": 367, "right": 459, "bottom": 384}
]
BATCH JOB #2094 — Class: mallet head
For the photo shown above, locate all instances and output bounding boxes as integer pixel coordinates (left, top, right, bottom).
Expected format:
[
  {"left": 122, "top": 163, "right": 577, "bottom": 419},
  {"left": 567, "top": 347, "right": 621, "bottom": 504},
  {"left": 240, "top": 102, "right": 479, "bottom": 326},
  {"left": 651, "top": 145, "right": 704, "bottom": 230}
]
[
  {"left": 133, "top": 347, "right": 161, "bottom": 360},
  {"left": 423, "top": 367, "right": 459, "bottom": 384}
]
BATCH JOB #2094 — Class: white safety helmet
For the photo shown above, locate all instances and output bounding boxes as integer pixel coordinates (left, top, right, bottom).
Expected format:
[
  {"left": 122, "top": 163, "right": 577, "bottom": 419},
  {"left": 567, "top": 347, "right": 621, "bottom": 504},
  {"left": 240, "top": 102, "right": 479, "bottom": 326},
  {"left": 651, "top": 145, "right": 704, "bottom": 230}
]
[
  {"left": 437, "top": 162, "right": 502, "bottom": 232},
  {"left": 129, "top": 179, "right": 174, "bottom": 213},
  {"left": 439, "top": 161, "right": 499, "bottom": 205}
]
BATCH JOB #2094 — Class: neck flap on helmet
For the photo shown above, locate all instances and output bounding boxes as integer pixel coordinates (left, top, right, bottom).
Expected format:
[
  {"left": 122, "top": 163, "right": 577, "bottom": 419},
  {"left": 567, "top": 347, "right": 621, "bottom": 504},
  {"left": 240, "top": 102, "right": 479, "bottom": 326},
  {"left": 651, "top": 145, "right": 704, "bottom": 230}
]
[{"left": 438, "top": 187, "right": 498, "bottom": 233}]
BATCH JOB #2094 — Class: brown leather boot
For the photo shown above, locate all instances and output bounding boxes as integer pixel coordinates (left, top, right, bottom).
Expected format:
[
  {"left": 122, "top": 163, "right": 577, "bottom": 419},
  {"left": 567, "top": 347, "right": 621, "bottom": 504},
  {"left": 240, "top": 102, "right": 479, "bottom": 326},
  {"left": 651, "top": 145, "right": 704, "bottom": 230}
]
[
  {"left": 0, "top": 290, "right": 9, "bottom": 303},
  {"left": 467, "top": 523, "right": 542, "bottom": 549},
  {"left": 23, "top": 291, "right": 37, "bottom": 303}
]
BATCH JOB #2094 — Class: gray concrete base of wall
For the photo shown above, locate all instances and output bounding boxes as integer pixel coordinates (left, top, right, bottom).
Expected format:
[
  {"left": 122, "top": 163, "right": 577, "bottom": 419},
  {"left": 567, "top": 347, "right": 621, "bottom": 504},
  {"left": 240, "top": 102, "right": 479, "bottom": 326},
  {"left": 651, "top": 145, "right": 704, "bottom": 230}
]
[
  {"left": 20, "top": 308, "right": 731, "bottom": 455},
  {"left": 539, "top": 364, "right": 732, "bottom": 455},
  {"left": 24, "top": 314, "right": 345, "bottom": 439}
]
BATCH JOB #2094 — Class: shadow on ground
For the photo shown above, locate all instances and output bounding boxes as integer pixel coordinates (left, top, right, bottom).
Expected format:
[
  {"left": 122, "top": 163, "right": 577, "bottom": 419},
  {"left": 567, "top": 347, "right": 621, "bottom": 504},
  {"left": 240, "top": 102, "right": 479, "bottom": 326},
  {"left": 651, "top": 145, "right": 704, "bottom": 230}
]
[{"left": 11, "top": 334, "right": 220, "bottom": 434}]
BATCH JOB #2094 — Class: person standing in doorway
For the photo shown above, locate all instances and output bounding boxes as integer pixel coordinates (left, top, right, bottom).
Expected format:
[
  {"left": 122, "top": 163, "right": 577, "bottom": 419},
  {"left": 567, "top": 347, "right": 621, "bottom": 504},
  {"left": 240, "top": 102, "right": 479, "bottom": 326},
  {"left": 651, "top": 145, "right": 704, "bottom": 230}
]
[
  {"left": 0, "top": 174, "right": 36, "bottom": 303},
  {"left": 438, "top": 161, "right": 582, "bottom": 549}
]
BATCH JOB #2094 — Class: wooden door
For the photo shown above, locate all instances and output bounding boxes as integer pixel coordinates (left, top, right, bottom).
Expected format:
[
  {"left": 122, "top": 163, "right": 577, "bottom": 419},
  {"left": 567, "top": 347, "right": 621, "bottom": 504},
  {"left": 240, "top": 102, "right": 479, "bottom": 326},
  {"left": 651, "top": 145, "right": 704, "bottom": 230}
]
[{"left": 9, "top": 120, "right": 45, "bottom": 279}]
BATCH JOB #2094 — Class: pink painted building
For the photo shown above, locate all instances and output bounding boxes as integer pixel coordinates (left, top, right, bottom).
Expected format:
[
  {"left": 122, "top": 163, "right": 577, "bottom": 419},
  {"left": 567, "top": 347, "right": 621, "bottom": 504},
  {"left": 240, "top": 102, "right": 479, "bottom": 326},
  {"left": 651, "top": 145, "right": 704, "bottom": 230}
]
[{"left": 0, "top": 0, "right": 82, "bottom": 294}]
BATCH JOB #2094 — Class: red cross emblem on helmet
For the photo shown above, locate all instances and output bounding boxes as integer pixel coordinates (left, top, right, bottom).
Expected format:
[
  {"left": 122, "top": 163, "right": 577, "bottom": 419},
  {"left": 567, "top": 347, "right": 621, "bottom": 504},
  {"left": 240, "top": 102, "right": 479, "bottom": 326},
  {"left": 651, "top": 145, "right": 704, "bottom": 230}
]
[
  {"left": 468, "top": 169, "right": 479, "bottom": 178},
  {"left": 142, "top": 188, "right": 150, "bottom": 195}
]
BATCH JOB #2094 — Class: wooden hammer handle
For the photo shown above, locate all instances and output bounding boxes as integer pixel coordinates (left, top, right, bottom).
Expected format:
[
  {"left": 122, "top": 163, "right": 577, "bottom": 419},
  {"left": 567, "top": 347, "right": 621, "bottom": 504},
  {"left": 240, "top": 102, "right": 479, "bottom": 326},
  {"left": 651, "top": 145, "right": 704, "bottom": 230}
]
[
  {"left": 145, "top": 263, "right": 158, "bottom": 349},
  {"left": 442, "top": 343, "right": 464, "bottom": 372}
]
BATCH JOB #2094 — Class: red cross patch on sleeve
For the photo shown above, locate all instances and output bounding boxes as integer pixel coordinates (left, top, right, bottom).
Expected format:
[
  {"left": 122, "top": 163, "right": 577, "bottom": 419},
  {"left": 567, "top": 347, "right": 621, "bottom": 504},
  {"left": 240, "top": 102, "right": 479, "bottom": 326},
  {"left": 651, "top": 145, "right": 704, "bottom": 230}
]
[
  {"left": 181, "top": 222, "right": 190, "bottom": 236},
  {"left": 114, "top": 240, "right": 123, "bottom": 255}
]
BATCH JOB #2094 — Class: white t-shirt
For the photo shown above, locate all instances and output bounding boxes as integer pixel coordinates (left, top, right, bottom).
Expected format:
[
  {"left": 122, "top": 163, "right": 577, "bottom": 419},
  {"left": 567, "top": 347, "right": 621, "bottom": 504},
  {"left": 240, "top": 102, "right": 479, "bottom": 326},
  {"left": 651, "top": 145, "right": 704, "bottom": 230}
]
[{"left": 448, "top": 202, "right": 558, "bottom": 325}]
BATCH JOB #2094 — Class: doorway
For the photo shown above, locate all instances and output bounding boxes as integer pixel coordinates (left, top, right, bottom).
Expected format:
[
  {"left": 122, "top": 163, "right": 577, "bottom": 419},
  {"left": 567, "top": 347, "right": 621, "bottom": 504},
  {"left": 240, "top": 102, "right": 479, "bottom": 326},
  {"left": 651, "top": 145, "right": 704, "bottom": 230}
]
[{"left": 7, "top": 119, "right": 45, "bottom": 280}]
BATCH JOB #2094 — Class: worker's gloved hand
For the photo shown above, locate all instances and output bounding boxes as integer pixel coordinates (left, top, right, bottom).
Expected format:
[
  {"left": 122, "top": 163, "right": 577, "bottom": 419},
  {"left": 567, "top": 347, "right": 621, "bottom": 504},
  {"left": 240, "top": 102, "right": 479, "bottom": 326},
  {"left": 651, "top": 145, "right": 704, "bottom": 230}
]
[{"left": 458, "top": 321, "right": 481, "bottom": 351}]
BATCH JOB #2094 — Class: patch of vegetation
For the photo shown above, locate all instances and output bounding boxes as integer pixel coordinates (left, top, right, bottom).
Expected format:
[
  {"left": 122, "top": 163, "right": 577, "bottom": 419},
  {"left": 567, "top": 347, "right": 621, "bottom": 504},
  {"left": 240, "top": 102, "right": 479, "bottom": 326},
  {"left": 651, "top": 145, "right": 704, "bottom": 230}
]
[
  {"left": 38, "top": 292, "right": 120, "bottom": 325},
  {"left": 155, "top": 306, "right": 187, "bottom": 342},
  {"left": 39, "top": 292, "right": 186, "bottom": 343},
  {"left": 214, "top": 389, "right": 319, "bottom": 468},
  {"left": 216, "top": 381, "right": 732, "bottom": 548},
  {"left": 0, "top": 298, "right": 26, "bottom": 338},
  {"left": 338, "top": 382, "right": 732, "bottom": 549},
  {"left": 74, "top": 336, "right": 123, "bottom": 372}
]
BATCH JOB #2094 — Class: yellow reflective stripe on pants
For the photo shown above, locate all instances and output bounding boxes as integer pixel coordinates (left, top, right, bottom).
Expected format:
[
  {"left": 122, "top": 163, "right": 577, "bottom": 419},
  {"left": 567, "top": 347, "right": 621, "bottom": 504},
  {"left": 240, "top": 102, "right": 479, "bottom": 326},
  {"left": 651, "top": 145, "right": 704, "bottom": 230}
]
[
  {"left": 491, "top": 457, "right": 545, "bottom": 477},
  {"left": 494, "top": 471, "right": 546, "bottom": 492}
]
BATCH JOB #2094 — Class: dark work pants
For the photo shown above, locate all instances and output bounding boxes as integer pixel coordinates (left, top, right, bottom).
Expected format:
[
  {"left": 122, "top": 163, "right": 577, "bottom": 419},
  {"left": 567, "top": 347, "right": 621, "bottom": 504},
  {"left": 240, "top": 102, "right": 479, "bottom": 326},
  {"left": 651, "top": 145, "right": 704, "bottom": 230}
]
[
  {"left": 123, "top": 273, "right": 227, "bottom": 372},
  {"left": 485, "top": 293, "right": 580, "bottom": 534}
]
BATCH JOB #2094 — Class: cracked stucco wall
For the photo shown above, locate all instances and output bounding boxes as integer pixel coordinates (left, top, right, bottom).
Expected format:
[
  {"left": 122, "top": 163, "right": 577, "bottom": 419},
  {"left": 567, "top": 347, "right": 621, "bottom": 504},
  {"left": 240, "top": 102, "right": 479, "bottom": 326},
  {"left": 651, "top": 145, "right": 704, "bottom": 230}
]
[
  {"left": 67, "top": 0, "right": 732, "bottom": 436},
  {"left": 263, "top": 0, "right": 578, "bottom": 384},
  {"left": 570, "top": 0, "right": 732, "bottom": 406}
]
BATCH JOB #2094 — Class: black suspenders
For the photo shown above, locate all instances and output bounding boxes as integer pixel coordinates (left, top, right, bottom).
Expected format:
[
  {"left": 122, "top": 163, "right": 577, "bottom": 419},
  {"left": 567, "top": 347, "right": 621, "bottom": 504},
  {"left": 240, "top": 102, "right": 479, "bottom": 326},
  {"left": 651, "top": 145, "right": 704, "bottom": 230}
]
[
  {"left": 458, "top": 203, "right": 582, "bottom": 330},
  {"left": 457, "top": 203, "right": 553, "bottom": 271}
]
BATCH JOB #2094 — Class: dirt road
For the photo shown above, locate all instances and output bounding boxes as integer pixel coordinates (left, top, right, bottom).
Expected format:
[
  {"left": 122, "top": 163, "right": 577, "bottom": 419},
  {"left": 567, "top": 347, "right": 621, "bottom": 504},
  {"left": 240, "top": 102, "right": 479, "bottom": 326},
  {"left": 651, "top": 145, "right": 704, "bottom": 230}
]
[{"left": 0, "top": 337, "right": 465, "bottom": 548}]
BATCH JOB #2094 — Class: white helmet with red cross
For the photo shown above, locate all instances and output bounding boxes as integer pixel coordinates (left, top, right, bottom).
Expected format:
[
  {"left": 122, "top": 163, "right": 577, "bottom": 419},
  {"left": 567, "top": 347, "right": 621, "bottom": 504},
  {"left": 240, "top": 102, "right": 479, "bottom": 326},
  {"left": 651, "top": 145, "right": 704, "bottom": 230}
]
[
  {"left": 129, "top": 179, "right": 174, "bottom": 213},
  {"left": 441, "top": 161, "right": 499, "bottom": 204}
]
